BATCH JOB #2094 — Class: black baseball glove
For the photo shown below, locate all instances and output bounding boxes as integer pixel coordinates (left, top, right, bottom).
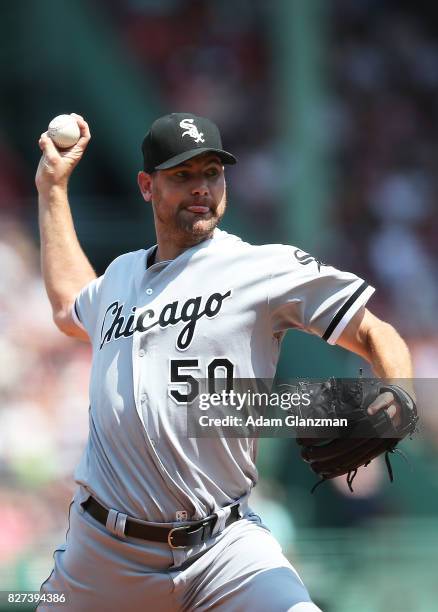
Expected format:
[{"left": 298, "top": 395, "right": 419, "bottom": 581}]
[{"left": 294, "top": 378, "right": 418, "bottom": 492}]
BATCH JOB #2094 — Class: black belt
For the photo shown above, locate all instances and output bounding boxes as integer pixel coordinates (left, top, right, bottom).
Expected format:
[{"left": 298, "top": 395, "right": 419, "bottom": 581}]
[{"left": 82, "top": 496, "right": 241, "bottom": 548}]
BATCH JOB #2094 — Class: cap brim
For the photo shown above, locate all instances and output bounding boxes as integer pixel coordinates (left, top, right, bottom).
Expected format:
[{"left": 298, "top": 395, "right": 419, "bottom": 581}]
[{"left": 154, "top": 148, "right": 237, "bottom": 170}]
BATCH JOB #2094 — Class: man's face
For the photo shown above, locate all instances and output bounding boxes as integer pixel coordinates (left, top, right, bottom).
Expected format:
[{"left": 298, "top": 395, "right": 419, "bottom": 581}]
[{"left": 139, "top": 153, "right": 226, "bottom": 241}]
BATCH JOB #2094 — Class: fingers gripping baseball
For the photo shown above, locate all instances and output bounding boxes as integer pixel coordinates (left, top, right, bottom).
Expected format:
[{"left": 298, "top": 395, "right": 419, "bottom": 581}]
[{"left": 35, "top": 113, "right": 91, "bottom": 192}]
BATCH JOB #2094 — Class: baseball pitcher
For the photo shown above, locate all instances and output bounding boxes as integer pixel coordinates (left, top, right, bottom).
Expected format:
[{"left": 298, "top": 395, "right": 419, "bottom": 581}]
[{"left": 35, "top": 113, "right": 415, "bottom": 611}]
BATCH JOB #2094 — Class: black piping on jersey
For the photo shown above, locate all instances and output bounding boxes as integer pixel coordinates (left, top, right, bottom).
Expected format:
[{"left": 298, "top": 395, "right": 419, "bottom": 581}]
[
  {"left": 146, "top": 246, "right": 158, "bottom": 269},
  {"left": 74, "top": 300, "right": 82, "bottom": 323},
  {"left": 322, "top": 281, "right": 369, "bottom": 342}
]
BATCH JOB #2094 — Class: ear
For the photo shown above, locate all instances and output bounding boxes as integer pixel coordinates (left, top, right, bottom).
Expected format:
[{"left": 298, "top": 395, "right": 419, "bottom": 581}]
[{"left": 137, "top": 171, "right": 153, "bottom": 202}]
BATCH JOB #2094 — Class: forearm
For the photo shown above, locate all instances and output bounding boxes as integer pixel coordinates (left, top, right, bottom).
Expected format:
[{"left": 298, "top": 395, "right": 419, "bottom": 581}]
[
  {"left": 38, "top": 185, "right": 96, "bottom": 316},
  {"left": 366, "top": 322, "right": 414, "bottom": 393},
  {"left": 36, "top": 114, "right": 94, "bottom": 321}
]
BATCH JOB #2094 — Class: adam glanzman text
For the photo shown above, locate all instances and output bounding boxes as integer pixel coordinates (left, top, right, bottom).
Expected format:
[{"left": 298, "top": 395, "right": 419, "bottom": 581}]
[{"left": 195, "top": 390, "right": 348, "bottom": 429}]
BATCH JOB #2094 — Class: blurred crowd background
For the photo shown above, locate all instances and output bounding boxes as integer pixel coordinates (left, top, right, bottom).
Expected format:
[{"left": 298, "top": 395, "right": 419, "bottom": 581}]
[{"left": 1, "top": 1, "right": 438, "bottom": 610}]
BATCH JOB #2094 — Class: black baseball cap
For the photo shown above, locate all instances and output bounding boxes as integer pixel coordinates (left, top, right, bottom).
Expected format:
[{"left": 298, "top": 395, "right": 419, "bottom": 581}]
[{"left": 142, "top": 112, "right": 237, "bottom": 173}]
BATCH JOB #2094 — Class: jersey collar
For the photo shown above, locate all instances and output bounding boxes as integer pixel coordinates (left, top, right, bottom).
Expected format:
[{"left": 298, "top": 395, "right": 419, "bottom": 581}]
[{"left": 135, "top": 228, "right": 225, "bottom": 295}]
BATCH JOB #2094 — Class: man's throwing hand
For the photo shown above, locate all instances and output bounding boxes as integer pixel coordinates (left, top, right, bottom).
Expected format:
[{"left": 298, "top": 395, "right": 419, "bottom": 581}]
[{"left": 35, "top": 113, "right": 90, "bottom": 193}]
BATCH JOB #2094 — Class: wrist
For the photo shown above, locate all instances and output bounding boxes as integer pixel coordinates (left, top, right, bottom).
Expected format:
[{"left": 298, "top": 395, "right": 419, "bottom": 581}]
[{"left": 37, "top": 181, "right": 69, "bottom": 199}]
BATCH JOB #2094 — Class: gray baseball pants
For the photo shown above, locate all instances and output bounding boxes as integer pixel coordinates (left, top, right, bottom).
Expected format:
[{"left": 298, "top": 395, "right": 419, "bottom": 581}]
[{"left": 38, "top": 498, "right": 321, "bottom": 611}]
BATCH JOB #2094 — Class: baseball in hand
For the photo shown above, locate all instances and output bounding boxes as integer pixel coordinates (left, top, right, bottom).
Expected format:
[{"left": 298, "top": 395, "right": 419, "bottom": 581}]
[{"left": 47, "top": 114, "right": 80, "bottom": 149}]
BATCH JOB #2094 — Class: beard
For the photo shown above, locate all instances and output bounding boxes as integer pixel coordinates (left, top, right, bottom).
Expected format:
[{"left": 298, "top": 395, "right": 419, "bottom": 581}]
[
  {"left": 154, "top": 194, "right": 226, "bottom": 241},
  {"left": 176, "top": 207, "right": 223, "bottom": 236}
]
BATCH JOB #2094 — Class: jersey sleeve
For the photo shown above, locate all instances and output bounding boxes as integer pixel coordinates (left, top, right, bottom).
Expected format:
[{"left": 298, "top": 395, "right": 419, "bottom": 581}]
[
  {"left": 268, "top": 246, "right": 375, "bottom": 344},
  {"left": 71, "top": 275, "right": 104, "bottom": 339}
]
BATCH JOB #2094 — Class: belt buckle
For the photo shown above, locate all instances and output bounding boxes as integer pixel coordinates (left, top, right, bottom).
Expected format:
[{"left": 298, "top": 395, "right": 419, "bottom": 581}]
[
  {"left": 168, "top": 519, "right": 213, "bottom": 549},
  {"left": 167, "top": 525, "right": 188, "bottom": 549}
]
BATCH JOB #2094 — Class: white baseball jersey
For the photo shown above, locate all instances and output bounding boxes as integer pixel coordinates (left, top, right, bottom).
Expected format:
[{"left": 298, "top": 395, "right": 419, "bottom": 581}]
[{"left": 71, "top": 228, "right": 374, "bottom": 522}]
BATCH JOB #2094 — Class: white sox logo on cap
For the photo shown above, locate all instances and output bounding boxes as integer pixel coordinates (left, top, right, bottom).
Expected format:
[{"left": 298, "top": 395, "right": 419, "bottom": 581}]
[{"left": 179, "top": 118, "right": 205, "bottom": 144}]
